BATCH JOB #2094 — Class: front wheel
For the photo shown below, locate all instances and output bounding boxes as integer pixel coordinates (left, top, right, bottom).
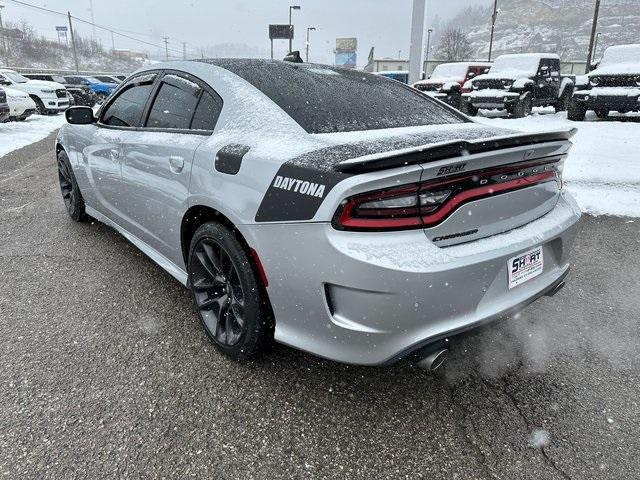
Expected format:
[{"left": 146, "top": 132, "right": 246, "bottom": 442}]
[
  {"left": 188, "top": 222, "right": 273, "bottom": 360},
  {"left": 31, "top": 96, "right": 46, "bottom": 115},
  {"left": 57, "top": 150, "right": 88, "bottom": 222},
  {"left": 594, "top": 108, "right": 610, "bottom": 119},
  {"left": 462, "top": 102, "right": 478, "bottom": 116},
  {"left": 96, "top": 92, "right": 108, "bottom": 104},
  {"left": 555, "top": 90, "right": 571, "bottom": 112},
  {"left": 567, "top": 97, "right": 587, "bottom": 121},
  {"left": 511, "top": 94, "right": 532, "bottom": 118}
]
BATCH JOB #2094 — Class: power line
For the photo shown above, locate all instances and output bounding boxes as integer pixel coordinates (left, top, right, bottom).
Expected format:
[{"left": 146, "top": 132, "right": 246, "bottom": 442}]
[{"left": 4, "top": 0, "right": 201, "bottom": 57}]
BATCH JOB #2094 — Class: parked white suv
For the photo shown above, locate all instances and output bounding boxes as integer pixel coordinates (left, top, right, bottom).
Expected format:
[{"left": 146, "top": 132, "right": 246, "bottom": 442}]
[
  {"left": 0, "top": 69, "right": 68, "bottom": 114},
  {"left": 4, "top": 87, "right": 37, "bottom": 121}
]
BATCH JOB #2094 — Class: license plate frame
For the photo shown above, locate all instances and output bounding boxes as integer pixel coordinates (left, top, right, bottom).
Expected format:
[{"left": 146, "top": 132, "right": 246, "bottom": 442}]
[{"left": 508, "top": 246, "right": 544, "bottom": 289}]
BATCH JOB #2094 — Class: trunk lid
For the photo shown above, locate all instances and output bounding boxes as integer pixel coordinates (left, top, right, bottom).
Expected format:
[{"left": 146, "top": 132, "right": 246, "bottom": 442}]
[{"left": 326, "top": 125, "right": 575, "bottom": 246}]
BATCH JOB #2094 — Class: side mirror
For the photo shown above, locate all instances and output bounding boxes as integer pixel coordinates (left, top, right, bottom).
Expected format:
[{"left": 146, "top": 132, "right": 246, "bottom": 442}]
[
  {"left": 66, "top": 106, "right": 95, "bottom": 125},
  {"left": 467, "top": 72, "right": 476, "bottom": 79}
]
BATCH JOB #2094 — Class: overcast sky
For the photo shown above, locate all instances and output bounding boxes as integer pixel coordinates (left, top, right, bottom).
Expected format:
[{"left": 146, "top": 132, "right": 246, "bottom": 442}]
[{"left": 3, "top": 0, "right": 490, "bottom": 64}]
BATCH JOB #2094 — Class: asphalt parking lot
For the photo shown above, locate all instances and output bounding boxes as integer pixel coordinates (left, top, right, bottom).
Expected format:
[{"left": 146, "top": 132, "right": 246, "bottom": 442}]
[{"left": 1, "top": 132, "right": 638, "bottom": 479}]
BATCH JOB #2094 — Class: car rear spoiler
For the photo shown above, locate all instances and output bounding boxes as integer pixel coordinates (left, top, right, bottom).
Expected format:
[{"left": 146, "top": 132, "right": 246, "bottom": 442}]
[{"left": 334, "top": 128, "right": 577, "bottom": 174}]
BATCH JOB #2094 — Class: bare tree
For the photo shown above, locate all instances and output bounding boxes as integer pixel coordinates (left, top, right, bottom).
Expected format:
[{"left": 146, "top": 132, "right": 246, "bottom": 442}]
[{"left": 435, "top": 28, "right": 473, "bottom": 61}]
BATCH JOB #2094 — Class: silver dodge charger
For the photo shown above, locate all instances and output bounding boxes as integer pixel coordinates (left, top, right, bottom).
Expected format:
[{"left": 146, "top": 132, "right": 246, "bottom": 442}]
[{"left": 56, "top": 59, "right": 581, "bottom": 369}]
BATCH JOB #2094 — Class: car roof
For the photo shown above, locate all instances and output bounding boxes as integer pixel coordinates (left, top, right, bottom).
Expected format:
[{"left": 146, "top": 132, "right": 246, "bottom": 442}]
[{"left": 495, "top": 53, "right": 560, "bottom": 61}]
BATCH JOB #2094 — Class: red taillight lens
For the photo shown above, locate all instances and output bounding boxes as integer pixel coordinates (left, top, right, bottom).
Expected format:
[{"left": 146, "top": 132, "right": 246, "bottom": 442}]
[{"left": 334, "top": 159, "right": 561, "bottom": 231}]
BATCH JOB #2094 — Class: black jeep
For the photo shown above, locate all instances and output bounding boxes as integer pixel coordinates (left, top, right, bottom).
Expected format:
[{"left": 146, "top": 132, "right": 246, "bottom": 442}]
[
  {"left": 568, "top": 44, "right": 640, "bottom": 121},
  {"left": 462, "top": 54, "right": 574, "bottom": 118}
]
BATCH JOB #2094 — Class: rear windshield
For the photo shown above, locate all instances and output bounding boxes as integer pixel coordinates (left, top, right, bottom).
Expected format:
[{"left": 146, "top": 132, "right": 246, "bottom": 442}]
[{"left": 203, "top": 60, "right": 466, "bottom": 134}]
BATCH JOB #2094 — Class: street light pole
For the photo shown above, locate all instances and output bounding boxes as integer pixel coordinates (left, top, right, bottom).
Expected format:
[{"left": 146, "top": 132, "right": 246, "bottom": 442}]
[
  {"left": 586, "top": 0, "right": 601, "bottom": 73},
  {"left": 592, "top": 32, "right": 601, "bottom": 63},
  {"left": 488, "top": 0, "right": 498, "bottom": 61},
  {"left": 288, "top": 5, "right": 301, "bottom": 53},
  {"left": 425, "top": 28, "right": 433, "bottom": 77},
  {"left": 305, "top": 27, "right": 316, "bottom": 62}
]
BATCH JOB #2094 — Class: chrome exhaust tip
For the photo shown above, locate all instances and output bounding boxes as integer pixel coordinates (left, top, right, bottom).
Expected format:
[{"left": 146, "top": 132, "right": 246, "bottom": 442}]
[{"left": 416, "top": 348, "right": 449, "bottom": 371}]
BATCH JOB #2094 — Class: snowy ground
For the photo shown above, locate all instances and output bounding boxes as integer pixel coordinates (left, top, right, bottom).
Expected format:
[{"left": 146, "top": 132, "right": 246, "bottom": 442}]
[
  {"left": 476, "top": 108, "right": 640, "bottom": 217},
  {"left": 0, "top": 115, "right": 66, "bottom": 158}
]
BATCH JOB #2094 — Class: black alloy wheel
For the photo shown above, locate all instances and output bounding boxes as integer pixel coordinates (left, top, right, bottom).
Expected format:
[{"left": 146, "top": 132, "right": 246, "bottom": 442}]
[
  {"left": 191, "top": 239, "right": 246, "bottom": 346},
  {"left": 188, "top": 222, "right": 272, "bottom": 360},
  {"left": 57, "top": 150, "right": 87, "bottom": 222}
]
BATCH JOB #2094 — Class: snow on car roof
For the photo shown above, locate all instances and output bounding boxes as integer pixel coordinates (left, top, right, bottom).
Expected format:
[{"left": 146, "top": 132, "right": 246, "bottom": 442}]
[
  {"left": 592, "top": 44, "right": 640, "bottom": 75},
  {"left": 427, "top": 62, "right": 491, "bottom": 81},
  {"left": 194, "top": 59, "right": 465, "bottom": 134},
  {"left": 491, "top": 53, "right": 558, "bottom": 77}
]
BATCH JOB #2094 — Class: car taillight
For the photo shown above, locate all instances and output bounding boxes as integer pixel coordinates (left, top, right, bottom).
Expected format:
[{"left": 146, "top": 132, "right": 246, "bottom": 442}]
[{"left": 334, "top": 159, "right": 561, "bottom": 232}]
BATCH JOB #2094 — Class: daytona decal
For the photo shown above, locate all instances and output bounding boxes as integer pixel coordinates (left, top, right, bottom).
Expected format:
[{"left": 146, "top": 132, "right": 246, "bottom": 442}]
[
  {"left": 255, "top": 164, "right": 347, "bottom": 222},
  {"left": 272, "top": 176, "right": 326, "bottom": 198}
]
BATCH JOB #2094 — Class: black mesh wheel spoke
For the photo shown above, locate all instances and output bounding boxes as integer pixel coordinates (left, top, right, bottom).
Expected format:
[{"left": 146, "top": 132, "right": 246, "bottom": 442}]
[{"left": 191, "top": 238, "right": 247, "bottom": 347}]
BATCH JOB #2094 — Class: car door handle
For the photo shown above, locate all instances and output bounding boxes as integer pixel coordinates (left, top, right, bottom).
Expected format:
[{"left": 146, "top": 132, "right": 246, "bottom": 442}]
[
  {"left": 169, "top": 155, "right": 184, "bottom": 173},
  {"left": 109, "top": 149, "right": 120, "bottom": 161}
]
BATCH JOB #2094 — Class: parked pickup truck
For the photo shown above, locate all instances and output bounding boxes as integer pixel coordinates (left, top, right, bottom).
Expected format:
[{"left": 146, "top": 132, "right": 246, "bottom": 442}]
[
  {"left": 0, "top": 69, "right": 68, "bottom": 114},
  {"left": 462, "top": 53, "right": 574, "bottom": 118},
  {"left": 412, "top": 61, "right": 492, "bottom": 109},
  {"left": 24, "top": 73, "right": 97, "bottom": 107},
  {"left": 569, "top": 44, "right": 640, "bottom": 121}
]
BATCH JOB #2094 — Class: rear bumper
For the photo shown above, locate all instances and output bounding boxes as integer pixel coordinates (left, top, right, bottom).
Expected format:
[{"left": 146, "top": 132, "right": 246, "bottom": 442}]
[
  {"left": 573, "top": 88, "right": 640, "bottom": 112},
  {"left": 245, "top": 191, "right": 581, "bottom": 365}
]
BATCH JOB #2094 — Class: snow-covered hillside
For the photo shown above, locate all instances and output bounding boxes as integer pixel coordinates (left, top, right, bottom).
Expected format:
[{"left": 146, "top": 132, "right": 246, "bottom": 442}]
[{"left": 450, "top": 0, "right": 640, "bottom": 61}]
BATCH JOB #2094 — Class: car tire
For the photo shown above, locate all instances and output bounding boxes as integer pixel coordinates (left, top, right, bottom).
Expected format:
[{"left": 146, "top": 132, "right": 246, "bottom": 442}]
[
  {"left": 555, "top": 90, "right": 571, "bottom": 112},
  {"left": 511, "top": 94, "right": 532, "bottom": 118},
  {"left": 57, "top": 149, "right": 88, "bottom": 222},
  {"left": 96, "top": 92, "right": 108, "bottom": 104},
  {"left": 188, "top": 222, "right": 273, "bottom": 361},
  {"left": 30, "top": 95, "right": 46, "bottom": 115},
  {"left": 567, "top": 97, "right": 586, "bottom": 121},
  {"left": 463, "top": 102, "right": 478, "bottom": 116},
  {"left": 594, "top": 108, "right": 610, "bottom": 119}
]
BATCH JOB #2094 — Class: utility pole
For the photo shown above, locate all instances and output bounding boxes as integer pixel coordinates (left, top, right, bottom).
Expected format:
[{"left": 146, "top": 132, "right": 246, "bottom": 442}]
[
  {"left": 592, "top": 32, "right": 601, "bottom": 63},
  {"left": 408, "top": 0, "right": 426, "bottom": 85},
  {"left": 488, "top": 0, "right": 498, "bottom": 61},
  {"left": 305, "top": 27, "right": 316, "bottom": 62},
  {"left": 111, "top": 31, "right": 115, "bottom": 53},
  {"left": 163, "top": 36, "right": 169, "bottom": 61},
  {"left": 425, "top": 28, "right": 433, "bottom": 77},
  {"left": 288, "top": 5, "right": 300, "bottom": 53},
  {"left": 586, "top": 0, "right": 601, "bottom": 73},
  {"left": 68, "top": 12, "right": 80, "bottom": 73},
  {"left": 0, "top": 4, "right": 8, "bottom": 66},
  {"left": 182, "top": 42, "right": 187, "bottom": 60}
]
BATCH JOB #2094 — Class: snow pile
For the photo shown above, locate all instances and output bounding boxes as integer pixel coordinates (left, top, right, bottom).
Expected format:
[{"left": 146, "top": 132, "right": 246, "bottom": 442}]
[
  {"left": 476, "top": 111, "right": 640, "bottom": 217},
  {"left": 0, "top": 114, "right": 66, "bottom": 158}
]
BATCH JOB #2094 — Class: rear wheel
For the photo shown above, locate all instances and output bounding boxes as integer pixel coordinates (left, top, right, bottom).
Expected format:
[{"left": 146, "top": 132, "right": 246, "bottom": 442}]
[
  {"left": 57, "top": 149, "right": 88, "bottom": 222},
  {"left": 594, "top": 108, "right": 610, "bottom": 119},
  {"left": 567, "top": 97, "right": 587, "bottom": 121},
  {"left": 511, "top": 94, "right": 532, "bottom": 118},
  {"left": 96, "top": 92, "right": 108, "bottom": 104},
  {"left": 188, "top": 222, "right": 272, "bottom": 360}
]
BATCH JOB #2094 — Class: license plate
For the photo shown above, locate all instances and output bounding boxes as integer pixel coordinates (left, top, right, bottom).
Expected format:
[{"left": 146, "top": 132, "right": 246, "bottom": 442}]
[{"left": 508, "top": 246, "right": 544, "bottom": 289}]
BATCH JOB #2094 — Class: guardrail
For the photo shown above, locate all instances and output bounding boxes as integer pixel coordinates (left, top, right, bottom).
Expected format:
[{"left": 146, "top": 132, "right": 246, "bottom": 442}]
[{"left": 6, "top": 66, "right": 132, "bottom": 76}]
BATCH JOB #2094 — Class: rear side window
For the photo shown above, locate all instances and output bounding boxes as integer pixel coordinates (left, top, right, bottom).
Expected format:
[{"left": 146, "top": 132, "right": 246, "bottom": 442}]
[
  {"left": 146, "top": 74, "right": 222, "bottom": 131},
  {"left": 147, "top": 77, "right": 200, "bottom": 129},
  {"left": 200, "top": 60, "right": 466, "bottom": 134},
  {"left": 191, "top": 91, "right": 222, "bottom": 131},
  {"left": 101, "top": 76, "right": 156, "bottom": 127}
]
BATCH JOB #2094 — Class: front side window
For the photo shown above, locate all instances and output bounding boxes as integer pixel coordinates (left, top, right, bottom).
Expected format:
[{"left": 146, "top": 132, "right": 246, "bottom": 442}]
[{"left": 101, "top": 76, "right": 156, "bottom": 127}]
